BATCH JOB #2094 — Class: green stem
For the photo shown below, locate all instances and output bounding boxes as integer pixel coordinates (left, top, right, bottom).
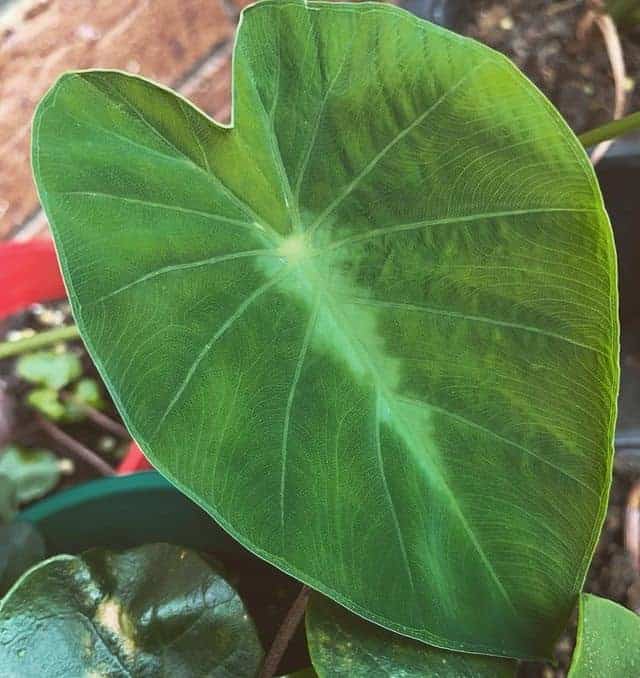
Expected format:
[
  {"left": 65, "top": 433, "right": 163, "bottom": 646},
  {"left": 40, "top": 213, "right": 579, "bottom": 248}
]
[
  {"left": 36, "top": 414, "right": 115, "bottom": 477},
  {"left": 0, "top": 324, "right": 80, "bottom": 360},
  {"left": 579, "top": 111, "right": 640, "bottom": 148},
  {"left": 61, "top": 391, "right": 129, "bottom": 438}
]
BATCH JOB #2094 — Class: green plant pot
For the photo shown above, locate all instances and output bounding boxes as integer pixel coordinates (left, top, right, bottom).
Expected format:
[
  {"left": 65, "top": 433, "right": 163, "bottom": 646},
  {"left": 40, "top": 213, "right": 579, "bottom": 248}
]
[
  {"left": 19, "top": 471, "right": 310, "bottom": 675},
  {"left": 19, "top": 470, "right": 237, "bottom": 554}
]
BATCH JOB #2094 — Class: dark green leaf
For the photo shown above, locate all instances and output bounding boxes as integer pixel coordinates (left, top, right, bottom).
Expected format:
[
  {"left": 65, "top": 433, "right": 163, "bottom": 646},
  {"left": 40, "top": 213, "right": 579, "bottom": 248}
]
[
  {"left": 0, "top": 543, "right": 263, "bottom": 676},
  {"left": 0, "top": 445, "right": 61, "bottom": 503},
  {"left": 567, "top": 594, "right": 640, "bottom": 677},
  {"left": 0, "top": 521, "right": 45, "bottom": 596},
  {"left": 32, "top": 0, "right": 618, "bottom": 659},
  {"left": 307, "top": 594, "right": 516, "bottom": 677},
  {"left": 16, "top": 351, "right": 82, "bottom": 390}
]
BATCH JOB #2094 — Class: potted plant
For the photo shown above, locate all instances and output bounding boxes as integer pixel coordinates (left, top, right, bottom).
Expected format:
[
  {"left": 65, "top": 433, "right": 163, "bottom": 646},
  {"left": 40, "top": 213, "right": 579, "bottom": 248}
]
[
  {"left": 0, "top": 239, "right": 150, "bottom": 475},
  {"left": 2, "top": 0, "right": 640, "bottom": 675}
]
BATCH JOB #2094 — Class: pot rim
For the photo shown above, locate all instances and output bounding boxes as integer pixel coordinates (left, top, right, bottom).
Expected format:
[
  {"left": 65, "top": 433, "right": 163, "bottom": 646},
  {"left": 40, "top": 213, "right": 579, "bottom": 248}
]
[{"left": 20, "top": 469, "right": 165, "bottom": 524}]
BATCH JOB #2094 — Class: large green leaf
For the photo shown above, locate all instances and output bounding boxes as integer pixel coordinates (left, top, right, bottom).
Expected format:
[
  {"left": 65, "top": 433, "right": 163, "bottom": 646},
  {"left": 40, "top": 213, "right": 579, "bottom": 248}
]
[
  {"left": 32, "top": 0, "right": 618, "bottom": 659},
  {"left": 0, "top": 543, "right": 263, "bottom": 676},
  {"left": 568, "top": 594, "right": 640, "bottom": 677},
  {"left": 307, "top": 594, "right": 516, "bottom": 676}
]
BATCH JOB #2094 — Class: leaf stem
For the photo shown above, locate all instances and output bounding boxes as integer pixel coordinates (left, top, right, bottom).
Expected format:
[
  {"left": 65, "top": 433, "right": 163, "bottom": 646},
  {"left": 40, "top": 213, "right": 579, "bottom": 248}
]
[
  {"left": 259, "top": 584, "right": 311, "bottom": 678},
  {"left": 36, "top": 414, "right": 115, "bottom": 476},
  {"left": 0, "top": 324, "right": 80, "bottom": 360},
  {"left": 578, "top": 110, "right": 640, "bottom": 147},
  {"left": 60, "top": 392, "right": 129, "bottom": 438}
]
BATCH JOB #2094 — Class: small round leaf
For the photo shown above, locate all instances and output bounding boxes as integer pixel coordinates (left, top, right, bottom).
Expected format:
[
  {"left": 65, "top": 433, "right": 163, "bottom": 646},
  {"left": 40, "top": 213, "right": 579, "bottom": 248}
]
[
  {"left": 16, "top": 351, "right": 82, "bottom": 390},
  {"left": 0, "top": 543, "right": 263, "bottom": 677}
]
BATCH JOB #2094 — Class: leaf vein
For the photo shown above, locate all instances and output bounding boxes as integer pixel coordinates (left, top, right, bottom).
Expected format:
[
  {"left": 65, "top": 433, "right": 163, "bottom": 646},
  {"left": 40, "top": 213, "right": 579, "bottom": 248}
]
[
  {"left": 308, "top": 60, "right": 490, "bottom": 234},
  {"left": 374, "top": 391, "right": 417, "bottom": 596},
  {"left": 90, "top": 249, "right": 277, "bottom": 306},
  {"left": 58, "top": 191, "right": 255, "bottom": 228},
  {"left": 397, "top": 394, "right": 598, "bottom": 497},
  {"left": 344, "top": 296, "right": 605, "bottom": 356},
  {"left": 279, "top": 298, "right": 320, "bottom": 542},
  {"left": 324, "top": 207, "right": 599, "bottom": 253},
  {"left": 152, "top": 269, "right": 289, "bottom": 436}
]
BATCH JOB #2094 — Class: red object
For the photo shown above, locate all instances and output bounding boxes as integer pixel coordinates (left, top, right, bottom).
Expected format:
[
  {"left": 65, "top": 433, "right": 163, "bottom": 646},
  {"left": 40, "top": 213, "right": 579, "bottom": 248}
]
[
  {"left": 118, "top": 442, "right": 151, "bottom": 474},
  {"left": 0, "top": 239, "right": 151, "bottom": 474},
  {"left": 0, "top": 240, "right": 65, "bottom": 320}
]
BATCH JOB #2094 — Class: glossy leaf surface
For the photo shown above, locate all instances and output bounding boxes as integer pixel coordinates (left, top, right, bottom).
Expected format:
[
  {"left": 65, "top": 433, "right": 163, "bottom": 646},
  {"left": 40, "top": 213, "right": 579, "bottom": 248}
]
[
  {"left": 0, "top": 543, "right": 263, "bottom": 677},
  {"left": 306, "top": 594, "right": 516, "bottom": 677},
  {"left": 33, "top": 0, "right": 618, "bottom": 658},
  {"left": 567, "top": 594, "right": 640, "bottom": 677}
]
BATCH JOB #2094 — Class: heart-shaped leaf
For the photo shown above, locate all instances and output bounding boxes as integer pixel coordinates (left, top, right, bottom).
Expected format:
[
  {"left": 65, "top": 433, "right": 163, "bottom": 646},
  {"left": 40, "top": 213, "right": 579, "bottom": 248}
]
[
  {"left": 32, "top": 0, "right": 618, "bottom": 659},
  {"left": 70, "top": 377, "right": 104, "bottom": 410},
  {"left": 568, "top": 594, "right": 640, "bottom": 677},
  {"left": 306, "top": 594, "right": 516, "bottom": 677},
  {"left": 0, "top": 543, "right": 263, "bottom": 676}
]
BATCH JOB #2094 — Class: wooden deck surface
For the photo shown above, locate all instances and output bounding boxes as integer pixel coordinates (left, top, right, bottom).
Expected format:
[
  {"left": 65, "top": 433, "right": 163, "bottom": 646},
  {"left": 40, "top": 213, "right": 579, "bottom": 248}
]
[{"left": 0, "top": 0, "right": 252, "bottom": 240}]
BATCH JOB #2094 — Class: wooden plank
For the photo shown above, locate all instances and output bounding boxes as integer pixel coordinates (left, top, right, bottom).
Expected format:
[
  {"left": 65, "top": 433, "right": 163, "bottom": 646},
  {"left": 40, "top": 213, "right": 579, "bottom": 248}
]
[
  {"left": 181, "top": 44, "right": 233, "bottom": 124},
  {"left": 15, "top": 42, "right": 235, "bottom": 240},
  {"left": 4, "top": 0, "right": 392, "bottom": 239},
  {"left": 0, "top": 0, "right": 236, "bottom": 237}
]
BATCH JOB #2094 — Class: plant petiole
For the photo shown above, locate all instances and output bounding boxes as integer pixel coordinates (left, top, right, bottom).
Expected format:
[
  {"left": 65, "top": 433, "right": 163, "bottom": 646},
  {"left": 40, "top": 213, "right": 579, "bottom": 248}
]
[
  {"left": 579, "top": 110, "right": 640, "bottom": 148},
  {"left": 259, "top": 584, "right": 311, "bottom": 678},
  {"left": 0, "top": 324, "right": 80, "bottom": 360}
]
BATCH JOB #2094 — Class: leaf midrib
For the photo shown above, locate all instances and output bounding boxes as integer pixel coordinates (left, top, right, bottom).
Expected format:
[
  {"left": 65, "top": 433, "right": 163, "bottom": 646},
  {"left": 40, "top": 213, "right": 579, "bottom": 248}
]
[{"left": 297, "top": 258, "right": 518, "bottom": 617}]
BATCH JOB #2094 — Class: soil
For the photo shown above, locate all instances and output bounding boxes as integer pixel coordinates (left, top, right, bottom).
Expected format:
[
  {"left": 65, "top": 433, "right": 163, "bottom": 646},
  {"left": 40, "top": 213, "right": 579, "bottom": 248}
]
[
  {"left": 463, "top": 0, "right": 640, "bottom": 135},
  {"left": 0, "top": 301, "right": 128, "bottom": 488},
  {"left": 217, "top": 552, "right": 311, "bottom": 674}
]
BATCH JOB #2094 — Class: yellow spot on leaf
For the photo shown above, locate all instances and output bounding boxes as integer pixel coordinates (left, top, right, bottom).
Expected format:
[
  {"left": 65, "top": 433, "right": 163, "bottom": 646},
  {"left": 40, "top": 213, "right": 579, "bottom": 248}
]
[{"left": 95, "top": 597, "right": 136, "bottom": 656}]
